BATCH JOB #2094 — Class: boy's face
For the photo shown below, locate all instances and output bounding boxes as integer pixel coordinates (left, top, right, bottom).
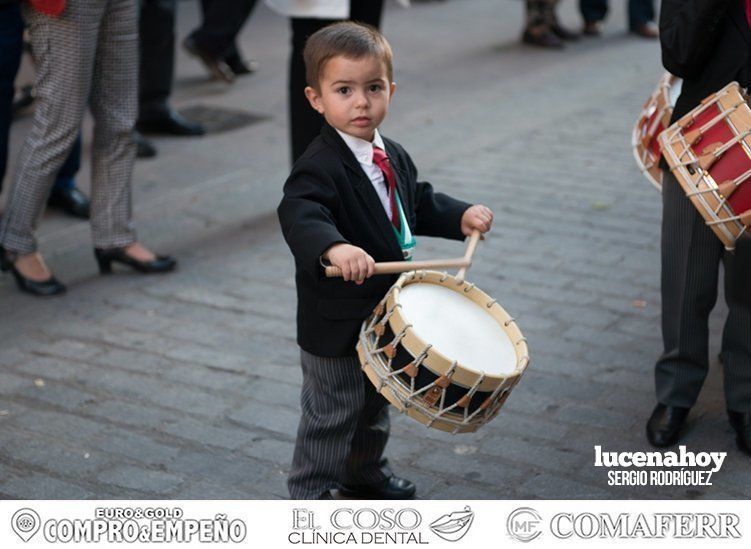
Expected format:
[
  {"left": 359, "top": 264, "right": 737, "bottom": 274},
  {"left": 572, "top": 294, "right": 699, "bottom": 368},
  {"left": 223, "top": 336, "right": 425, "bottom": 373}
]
[{"left": 305, "top": 55, "right": 396, "bottom": 141}]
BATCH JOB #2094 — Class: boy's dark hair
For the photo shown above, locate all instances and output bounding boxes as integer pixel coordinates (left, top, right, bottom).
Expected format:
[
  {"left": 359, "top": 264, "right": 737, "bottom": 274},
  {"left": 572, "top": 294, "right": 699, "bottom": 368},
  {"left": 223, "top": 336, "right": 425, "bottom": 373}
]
[{"left": 303, "top": 21, "right": 393, "bottom": 90}]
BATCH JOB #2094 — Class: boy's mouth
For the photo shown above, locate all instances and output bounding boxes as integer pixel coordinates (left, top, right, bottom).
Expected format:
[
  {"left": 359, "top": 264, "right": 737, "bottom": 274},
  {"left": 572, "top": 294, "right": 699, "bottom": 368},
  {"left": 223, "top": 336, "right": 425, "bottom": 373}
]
[{"left": 351, "top": 117, "right": 371, "bottom": 127}]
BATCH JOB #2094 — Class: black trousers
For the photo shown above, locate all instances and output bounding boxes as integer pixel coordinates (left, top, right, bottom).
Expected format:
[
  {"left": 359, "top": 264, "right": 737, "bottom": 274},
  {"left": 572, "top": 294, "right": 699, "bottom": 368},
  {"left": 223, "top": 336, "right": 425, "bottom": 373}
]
[
  {"left": 579, "top": 0, "right": 655, "bottom": 28},
  {"left": 655, "top": 172, "right": 751, "bottom": 414},
  {"left": 189, "top": 0, "right": 258, "bottom": 59},
  {"left": 139, "top": 0, "right": 176, "bottom": 114},
  {"left": 289, "top": 0, "right": 384, "bottom": 164},
  {"left": 0, "top": 2, "right": 23, "bottom": 192}
]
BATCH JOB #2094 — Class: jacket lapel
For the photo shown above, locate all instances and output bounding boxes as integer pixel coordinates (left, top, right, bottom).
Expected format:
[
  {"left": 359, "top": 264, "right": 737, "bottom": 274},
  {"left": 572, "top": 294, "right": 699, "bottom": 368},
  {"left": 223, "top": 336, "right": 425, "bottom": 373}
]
[
  {"left": 729, "top": 0, "right": 751, "bottom": 46},
  {"left": 321, "top": 124, "right": 402, "bottom": 257}
]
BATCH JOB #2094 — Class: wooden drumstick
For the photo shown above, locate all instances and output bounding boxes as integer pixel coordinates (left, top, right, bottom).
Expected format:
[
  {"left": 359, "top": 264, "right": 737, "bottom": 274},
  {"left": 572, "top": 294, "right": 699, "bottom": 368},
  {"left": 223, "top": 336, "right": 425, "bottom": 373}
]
[
  {"left": 324, "top": 229, "right": 483, "bottom": 279},
  {"left": 455, "top": 229, "right": 482, "bottom": 284}
]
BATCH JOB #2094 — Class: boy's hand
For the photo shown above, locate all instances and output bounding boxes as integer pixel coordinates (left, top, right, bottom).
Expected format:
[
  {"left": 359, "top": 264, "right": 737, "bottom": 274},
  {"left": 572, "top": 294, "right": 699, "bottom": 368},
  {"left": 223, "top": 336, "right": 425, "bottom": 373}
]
[
  {"left": 461, "top": 204, "right": 494, "bottom": 236},
  {"left": 324, "top": 243, "right": 376, "bottom": 284}
]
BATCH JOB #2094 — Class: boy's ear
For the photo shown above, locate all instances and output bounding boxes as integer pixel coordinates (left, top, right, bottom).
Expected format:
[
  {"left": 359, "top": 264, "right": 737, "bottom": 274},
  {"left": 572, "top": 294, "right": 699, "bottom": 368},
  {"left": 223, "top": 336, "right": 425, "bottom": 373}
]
[
  {"left": 304, "top": 86, "right": 324, "bottom": 114},
  {"left": 389, "top": 82, "right": 396, "bottom": 99}
]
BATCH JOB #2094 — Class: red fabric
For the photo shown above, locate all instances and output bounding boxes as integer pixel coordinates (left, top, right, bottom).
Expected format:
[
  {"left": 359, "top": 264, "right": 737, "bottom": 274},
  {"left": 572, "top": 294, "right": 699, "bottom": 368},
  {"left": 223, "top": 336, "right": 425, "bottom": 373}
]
[
  {"left": 372, "top": 146, "right": 401, "bottom": 232},
  {"left": 747, "top": 0, "right": 751, "bottom": 28},
  {"left": 28, "top": 0, "right": 66, "bottom": 16}
]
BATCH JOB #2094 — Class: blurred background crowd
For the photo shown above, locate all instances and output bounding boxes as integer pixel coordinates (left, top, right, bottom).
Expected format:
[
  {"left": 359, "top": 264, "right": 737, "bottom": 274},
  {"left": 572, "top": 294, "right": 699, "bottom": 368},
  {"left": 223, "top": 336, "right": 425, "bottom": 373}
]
[{"left": 0, "top": 0, "right": 657, "bottom": 298}]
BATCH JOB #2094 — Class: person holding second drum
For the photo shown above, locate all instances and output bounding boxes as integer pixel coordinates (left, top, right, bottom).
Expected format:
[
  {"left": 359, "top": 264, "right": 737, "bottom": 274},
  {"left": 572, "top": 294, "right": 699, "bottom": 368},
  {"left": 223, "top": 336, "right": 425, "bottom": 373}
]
[
  {"left": 277, "top": 22, "right": 493, "bottom": 499},
  {"left": 649, "top": 0, "right": 751, "bottom": 456}
]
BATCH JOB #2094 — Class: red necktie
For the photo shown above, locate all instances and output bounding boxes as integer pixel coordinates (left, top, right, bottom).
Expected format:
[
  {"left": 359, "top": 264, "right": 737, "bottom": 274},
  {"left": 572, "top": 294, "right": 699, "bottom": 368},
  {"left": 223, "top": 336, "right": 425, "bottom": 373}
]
[
  {"left": 372, "top": 146, "right": 401, "bottom": 231},
  {"left": 746, "top": 0, "right": 751, "bottom": 28}
]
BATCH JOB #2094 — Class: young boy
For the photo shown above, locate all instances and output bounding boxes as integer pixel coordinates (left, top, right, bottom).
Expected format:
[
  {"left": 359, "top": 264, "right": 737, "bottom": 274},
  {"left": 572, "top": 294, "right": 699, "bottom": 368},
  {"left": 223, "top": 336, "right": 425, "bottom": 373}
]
[{"left": 277, "top": 22, "right": 494, "bottom": 500}]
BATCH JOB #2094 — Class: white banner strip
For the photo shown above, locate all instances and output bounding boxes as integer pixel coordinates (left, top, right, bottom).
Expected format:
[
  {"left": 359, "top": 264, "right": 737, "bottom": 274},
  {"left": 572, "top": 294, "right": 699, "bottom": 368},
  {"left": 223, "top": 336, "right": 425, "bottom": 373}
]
[{"left": 1, "top": 500, "right": 749, "bottom": 549}]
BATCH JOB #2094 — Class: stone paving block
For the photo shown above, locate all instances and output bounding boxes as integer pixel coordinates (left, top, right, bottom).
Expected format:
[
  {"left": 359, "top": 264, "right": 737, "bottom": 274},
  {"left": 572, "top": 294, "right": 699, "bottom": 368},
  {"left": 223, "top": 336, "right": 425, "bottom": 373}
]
[
  {"left": 411, "top": 449, "right": 526, "bottom": 490},
  {"left": 0, "top": 371, "right": 34, "bottom": 395},
  {"left": 97, "top": 465, "right": 184, "bottom": 494},
  {"left": 240, "top": 437, "right": 295, "bottom": 467},
  {"left": 1, "top": 430, "right": 107, "bottom": 477},
  {"left": 556, "top": 403, "right": 637, "bottom": 431},
  {"left": 519, "top": 473, "right": 611, "bottom": 499},
  {"left": 227, "top": 402, "right": 300, "bottom": 439},
  {"left": 15, "top": 381, "right": 100, "bottom": 412},
  {"left": 161, "top": 417, "right": 250, "bottom": 451},
  {"left": 0, "top": 470, "right": 98, "bottom": 499}
]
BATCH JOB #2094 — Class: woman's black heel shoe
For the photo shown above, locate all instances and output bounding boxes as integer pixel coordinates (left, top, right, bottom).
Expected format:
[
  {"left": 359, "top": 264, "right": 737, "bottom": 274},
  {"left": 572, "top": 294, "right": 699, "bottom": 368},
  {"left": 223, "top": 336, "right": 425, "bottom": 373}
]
[
  {"left": 94, "top": 247, "right": 177, "bottom": 274},
  {"left": 0, "top": 246, "right": 67, "bottom": 296}
]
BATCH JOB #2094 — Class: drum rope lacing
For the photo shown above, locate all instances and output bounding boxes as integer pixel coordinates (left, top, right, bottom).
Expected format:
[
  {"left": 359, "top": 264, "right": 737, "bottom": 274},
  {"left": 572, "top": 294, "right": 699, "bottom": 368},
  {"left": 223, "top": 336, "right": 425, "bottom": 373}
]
[
  {"left": 661, "top": 85, "right": 751, "bottom": 248},
  {"left": 674, "top": 98, "right": 746, "bottom": 163}
]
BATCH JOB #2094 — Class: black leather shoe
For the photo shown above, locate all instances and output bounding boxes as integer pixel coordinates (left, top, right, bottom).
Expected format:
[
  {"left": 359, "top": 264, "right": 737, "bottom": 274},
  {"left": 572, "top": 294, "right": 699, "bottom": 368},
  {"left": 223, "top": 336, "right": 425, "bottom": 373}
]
[
  {"left": 135, "top": 131, "right": 157, "bottom": 158},
  {"left": 137, "top": 107, "right": 205, "bottom": 137},
  {"left": 0, "top": 247, "right": 66, "bottom": 297},
  {"left": 47, "top": 185, "right": 90, "bottom": 219},
  {"left": 339, "top": 476, "right": 416, "bottom": 500},
  {"left": 94, "top": 247, "right": 177, "bottom": 275},
  {"left": 647, "top": 403, "right": 690, "bottom": 447},
  {"left": 728, "top": 411, "right": 751, "bottom": 457},
  {"left": 522, "top": 28, "right": 565, "bottom": 49},
  {"left": 582, "top": 21, "right": 603, "bottom": 36},
  {"left": 183, "top": 36, "right": 235, "bottom": 84},
  {"left": 225, "top": 51, "right": 259, "bottom": 76}
]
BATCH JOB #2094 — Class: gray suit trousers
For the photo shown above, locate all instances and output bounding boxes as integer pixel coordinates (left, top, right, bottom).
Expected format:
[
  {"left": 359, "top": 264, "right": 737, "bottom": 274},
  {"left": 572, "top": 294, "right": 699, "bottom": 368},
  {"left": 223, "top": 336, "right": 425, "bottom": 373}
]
[
  {"left": 0, "top": 0, "right": 138, "bottom": 254},
  {"left": 655, "top": 172, "right": 751, "bottom": 413},
  {"left": 288, "top": 349, "right": 392, "bottom": 500}
]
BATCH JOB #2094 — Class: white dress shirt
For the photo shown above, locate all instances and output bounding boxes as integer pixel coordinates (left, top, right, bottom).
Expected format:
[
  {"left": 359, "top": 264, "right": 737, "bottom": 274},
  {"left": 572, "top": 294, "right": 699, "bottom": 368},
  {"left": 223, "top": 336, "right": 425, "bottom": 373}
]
[{"left": 335, "top": 128, "right": 393, "bottom": 220}]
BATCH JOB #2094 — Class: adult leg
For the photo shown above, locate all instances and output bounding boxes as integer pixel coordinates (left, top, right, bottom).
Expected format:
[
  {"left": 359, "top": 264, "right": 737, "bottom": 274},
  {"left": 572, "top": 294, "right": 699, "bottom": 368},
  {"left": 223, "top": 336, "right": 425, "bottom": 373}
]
[
  {"left": 580, "top": 0, "right": 608, "bottom": 23},
  {"left": 523, "top": 0, "right": 565, "bottom": 48},
  {"left": 0, "top": 2, "right": 23, "bottom": 192},
  {"left": 288, "top": 351, "right": 372, "bottom": 499},
  {"left": 191, "top": 0, "right": 258, "bottom": 59},
  {"left": 721, "top": 248, "right": 751, "bottom": 415},
  {"left": 138, "top": 0, "right": 175, "bottom": 116},
  {"left": 138, "top": 0, "right": 202, "bottom": 136},
  {"left": 88, "top": 0, "right": 138, "bottom": 250},
  {"left": 289, "top": 17, "right": 335, "bottom": 163},
  {"left": 54, "top": 135, "right": 81, "bottom": 190},
  {"left": 654, "top": 172, "right": 723, "bottom": 408},
  {"left": 0, "top": 0, "right": 101, "bottom": 254},
  {"left": 349, "top": 0, "right": 384, "bottom": 28},
  {"left": 628, "top": 0, "right": 655, "bottom": 31}
]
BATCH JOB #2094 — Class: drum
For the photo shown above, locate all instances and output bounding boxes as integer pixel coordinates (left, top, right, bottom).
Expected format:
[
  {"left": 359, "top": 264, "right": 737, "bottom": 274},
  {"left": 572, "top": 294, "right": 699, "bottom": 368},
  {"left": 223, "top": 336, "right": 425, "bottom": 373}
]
[
  {"left": 357, "top": 270, "right": 529, "bottom": 434},
  {"left": 632, "top": 72, "right": 682, "bottom": 191},
  {"left": 659, "top": 82, "right": 751, "bottom": 250}
]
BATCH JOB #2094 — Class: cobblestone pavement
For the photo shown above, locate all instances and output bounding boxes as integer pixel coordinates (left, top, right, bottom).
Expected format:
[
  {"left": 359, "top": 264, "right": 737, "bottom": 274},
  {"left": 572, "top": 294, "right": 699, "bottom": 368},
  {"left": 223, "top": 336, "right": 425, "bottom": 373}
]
[{"left": 1, "top": 1, "right": 748, "bottom": 500}]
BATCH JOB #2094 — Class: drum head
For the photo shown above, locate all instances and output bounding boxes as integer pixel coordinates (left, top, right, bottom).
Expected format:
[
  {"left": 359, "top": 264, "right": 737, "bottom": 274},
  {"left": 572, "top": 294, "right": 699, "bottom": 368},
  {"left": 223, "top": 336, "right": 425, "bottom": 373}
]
[{"left": 399, "top": 283, "right": 517, "bottom": 376}]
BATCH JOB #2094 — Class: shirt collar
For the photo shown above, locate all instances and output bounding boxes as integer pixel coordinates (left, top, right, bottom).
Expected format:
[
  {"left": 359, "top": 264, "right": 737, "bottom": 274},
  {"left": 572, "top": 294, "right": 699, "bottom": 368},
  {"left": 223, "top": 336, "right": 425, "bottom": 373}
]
[{"left": 335, "top": 128, "right": 385, "bottom": 167}]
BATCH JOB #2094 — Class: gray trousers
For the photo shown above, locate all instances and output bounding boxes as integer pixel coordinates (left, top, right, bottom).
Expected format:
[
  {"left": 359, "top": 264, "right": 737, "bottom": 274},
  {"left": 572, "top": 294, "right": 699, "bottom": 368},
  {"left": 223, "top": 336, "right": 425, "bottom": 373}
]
[
  {"left": 655, "top": 172, "right": 751, "bottom": 414},
  {"left": 288, "top": 349, "right": 392, "bottom": 500},
  {"left": 0, "top": 0, "right": 138, "bottom": 254}
]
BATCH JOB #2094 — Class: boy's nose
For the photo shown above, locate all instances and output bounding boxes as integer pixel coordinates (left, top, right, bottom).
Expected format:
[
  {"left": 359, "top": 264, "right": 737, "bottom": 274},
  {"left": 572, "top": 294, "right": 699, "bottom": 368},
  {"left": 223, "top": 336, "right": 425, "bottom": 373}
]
[{"left": 354, "top": 91, "right": 369, "bottom": 107}]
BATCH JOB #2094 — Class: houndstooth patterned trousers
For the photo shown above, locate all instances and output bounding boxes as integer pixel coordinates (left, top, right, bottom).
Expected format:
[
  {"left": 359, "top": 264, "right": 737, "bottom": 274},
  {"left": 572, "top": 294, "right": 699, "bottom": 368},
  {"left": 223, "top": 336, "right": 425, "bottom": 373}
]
[{"left": 0, "top": 0, "right": 138, "bottom": 254}]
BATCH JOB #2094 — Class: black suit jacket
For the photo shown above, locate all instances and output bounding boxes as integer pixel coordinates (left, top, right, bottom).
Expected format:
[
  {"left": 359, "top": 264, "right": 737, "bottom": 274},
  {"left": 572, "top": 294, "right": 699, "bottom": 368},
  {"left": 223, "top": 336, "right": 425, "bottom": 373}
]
[
  {"left": 660, "top": 0, "right": 751, "bottom": 123},
  {"left": 277, "top": 123, "right": 471, "bottom": 357}
]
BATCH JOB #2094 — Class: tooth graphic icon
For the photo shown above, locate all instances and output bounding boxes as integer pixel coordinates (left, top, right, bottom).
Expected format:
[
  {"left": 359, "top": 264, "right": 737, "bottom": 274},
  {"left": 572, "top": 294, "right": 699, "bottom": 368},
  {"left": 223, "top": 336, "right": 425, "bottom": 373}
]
[
  {"left": 12, "top": 508, "right": 40, "bottom": 542},
  {"left": 430, "top": 506, "right": 475, "bottom": 542}
]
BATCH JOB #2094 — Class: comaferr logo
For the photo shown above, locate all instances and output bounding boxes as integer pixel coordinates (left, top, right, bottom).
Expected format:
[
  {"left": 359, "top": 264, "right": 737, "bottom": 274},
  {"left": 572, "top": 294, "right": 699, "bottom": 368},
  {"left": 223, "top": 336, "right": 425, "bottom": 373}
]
[{"left": 550, "top": 513, "right": 741, "bottom": 539}]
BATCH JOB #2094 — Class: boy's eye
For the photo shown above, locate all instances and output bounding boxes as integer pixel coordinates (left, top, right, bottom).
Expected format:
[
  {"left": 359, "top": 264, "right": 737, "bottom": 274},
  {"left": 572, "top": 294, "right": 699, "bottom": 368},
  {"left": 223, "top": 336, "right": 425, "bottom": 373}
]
[
  {"left": 369, "top": 84, "right": 383, "bottom": 92},
  {"left": 337, "top": 87, "right": 351, "bottom": 95}
]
